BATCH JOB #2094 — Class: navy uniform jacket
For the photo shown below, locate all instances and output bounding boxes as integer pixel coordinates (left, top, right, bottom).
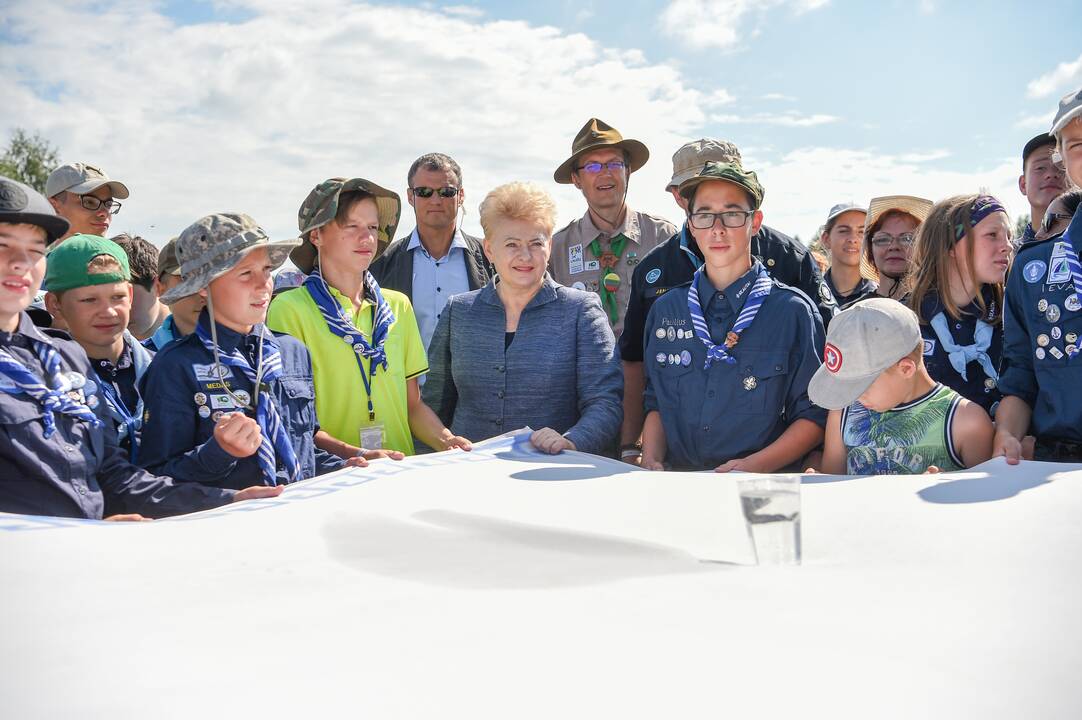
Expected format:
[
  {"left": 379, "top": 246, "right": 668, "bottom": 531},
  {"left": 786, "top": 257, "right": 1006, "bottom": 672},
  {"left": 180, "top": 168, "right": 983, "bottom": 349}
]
[
  {"left": 917, "top": 289, "right": 1003, "bottom": 414},
  {"left": 643, "top": 262, "right": 827, "bottom": 470},
  {"left": 824, "top": 269, "right": 878, "bottom": 310},
  {"left": 0, "top": 314, "right": 235, "bottom": 519},
  {"left": 620, "top": 223, "right": 836, "bottom": 362},
  {"left": 998, "top": 232, "right": 1082, "bottom": 442},
  {"left": 138, "top": 314, "right": 344, "bottom": 489}
]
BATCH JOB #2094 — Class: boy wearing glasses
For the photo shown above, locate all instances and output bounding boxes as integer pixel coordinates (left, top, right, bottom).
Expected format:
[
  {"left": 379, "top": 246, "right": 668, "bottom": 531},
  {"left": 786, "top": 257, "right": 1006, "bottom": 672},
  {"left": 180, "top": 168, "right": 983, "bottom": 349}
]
[
  {"left": 45, "top": 163, "right": 129, "bottom": 245},
  {"left": 639, "top": 162, "right": 826, "bottom": 473},
  {"left": 549, "top": 118, "right": 677, "bottom": 338},
  {"left": 370, "top": 153, "right": 493, "bottom": 350}
]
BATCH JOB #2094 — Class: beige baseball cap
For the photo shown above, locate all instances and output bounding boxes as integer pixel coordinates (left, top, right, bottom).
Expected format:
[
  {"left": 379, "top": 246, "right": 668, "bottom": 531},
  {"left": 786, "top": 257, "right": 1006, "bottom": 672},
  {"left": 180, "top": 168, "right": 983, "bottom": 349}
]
[
  {"left": 45, "top": 163, "right": 130, "bottom": 199},
  {"left": 667, "top": 138, "right": 742, "bottom": 191},
  {"left": 808, "top": 298, "right": 922, "bottom": 410}
]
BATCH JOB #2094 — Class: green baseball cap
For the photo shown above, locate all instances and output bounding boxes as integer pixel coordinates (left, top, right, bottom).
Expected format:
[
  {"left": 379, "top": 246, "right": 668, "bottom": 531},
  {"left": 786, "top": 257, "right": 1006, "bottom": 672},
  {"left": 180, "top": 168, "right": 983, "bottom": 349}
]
[
  {"left": 677, "top": 160, "right": 765, "bottom": 210},
  {"left": 44, "top": 234, "right": 131, "bottom": 292}
]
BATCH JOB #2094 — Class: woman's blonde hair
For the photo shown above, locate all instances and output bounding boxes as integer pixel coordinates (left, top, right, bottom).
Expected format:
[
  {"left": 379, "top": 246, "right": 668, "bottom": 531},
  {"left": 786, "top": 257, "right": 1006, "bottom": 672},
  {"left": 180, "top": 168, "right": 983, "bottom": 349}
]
[
  {"left": 907, "top": 194, "right": 1005, "bottom": 323},
  {"left": 479, "top": 182, "right": 557, "bottom": 239}
]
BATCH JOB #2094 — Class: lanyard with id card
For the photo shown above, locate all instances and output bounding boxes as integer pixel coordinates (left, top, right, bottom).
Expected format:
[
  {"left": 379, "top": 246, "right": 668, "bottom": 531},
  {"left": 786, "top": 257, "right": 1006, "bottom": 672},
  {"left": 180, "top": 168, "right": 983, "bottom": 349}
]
[{"left": 356, "top": 355, "right": 385, "bottom": 450}]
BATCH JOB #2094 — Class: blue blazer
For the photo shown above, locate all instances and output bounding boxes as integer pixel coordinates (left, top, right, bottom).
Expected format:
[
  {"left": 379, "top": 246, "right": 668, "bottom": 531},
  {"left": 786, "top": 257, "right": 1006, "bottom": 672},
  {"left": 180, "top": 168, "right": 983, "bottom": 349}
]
[{"left": 423, "top": 277, "right": 622, "bottom": 454}]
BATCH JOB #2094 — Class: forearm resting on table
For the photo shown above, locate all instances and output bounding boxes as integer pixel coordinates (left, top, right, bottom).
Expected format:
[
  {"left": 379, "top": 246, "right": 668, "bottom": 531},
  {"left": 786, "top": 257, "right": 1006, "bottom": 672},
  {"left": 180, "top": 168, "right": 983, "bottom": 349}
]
[{"left": 748, "top": 418, "right": 824, "bottom": 472}]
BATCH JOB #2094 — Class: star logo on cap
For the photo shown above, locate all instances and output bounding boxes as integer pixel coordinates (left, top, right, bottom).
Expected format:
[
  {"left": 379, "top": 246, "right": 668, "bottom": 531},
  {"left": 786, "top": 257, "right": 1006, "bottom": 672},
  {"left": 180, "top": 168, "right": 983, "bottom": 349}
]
[{"left": 824, "top": 343, "right": 843, "bottom": 373}]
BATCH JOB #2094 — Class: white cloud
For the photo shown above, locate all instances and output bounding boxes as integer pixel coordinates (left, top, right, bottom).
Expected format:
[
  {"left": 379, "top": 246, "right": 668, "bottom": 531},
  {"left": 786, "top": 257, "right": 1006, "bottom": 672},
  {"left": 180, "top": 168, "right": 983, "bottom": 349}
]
[
  {"left": 760, "top": 93, "right": 795, "bottom": 102},
  {"left": 442, "top": 5, "right": 484, "bottom": 18},
  {"left": 1014, "top": 111, "right": 1055, "bottom": 130},
  {"left": 918, "top": 0, "right": 936, "bottom": 15},
  {"left": 713, "top": 111, "right": 840, "bottom": 127},
  {"left": 1026, "top": 53, "right": 1082, "bottom": 99},
  {"left": 660, "top": 0, "right": 829, "bottom": 51}
]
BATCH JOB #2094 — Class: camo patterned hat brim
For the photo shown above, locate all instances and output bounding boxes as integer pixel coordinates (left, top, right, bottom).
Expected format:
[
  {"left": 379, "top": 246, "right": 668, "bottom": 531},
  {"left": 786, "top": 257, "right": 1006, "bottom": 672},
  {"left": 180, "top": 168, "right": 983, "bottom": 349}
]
[
  {"left": 160, "top": 212, "right": 300, "bottom": 305},
  {"left": 290, "top": 177, "right": 401, "bottom": 274}
]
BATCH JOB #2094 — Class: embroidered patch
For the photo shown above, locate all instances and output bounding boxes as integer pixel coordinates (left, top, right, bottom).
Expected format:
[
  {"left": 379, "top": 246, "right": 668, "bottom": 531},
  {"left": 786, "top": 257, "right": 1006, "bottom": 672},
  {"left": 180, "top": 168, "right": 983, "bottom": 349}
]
[
  {"left": 824, "top": 343, "right": 843, "bottom": 373},
  {"left": 922, "top": 339, "right": 936, "bottom": 355},
  {"left": 193, "top": 363, "right": 229, "bottom": 381},
  {"left": 646, "top": 268, "right": 662, "bottom": 284},
  {"left": 1047, "top": 242, "right": 1071, "bottom": 284},
  {"left": 568, "top": 244, "right": 584, "bottom": 275},
  {"left": 1022, "top": 260, "right": 1046, "bottom": 284}
]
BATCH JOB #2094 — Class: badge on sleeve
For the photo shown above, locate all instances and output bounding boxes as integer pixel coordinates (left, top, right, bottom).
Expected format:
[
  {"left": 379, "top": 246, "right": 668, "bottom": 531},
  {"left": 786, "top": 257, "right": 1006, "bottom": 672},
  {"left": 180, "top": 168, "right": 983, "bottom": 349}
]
[
  {"left": 198, "top": 405, "right": 212, "bottom": 419},
  {"left": 680, "top": 350, "right": 692, "bottom": 367},
  {"left": 655, "top": 352, "right": 667, "bottom": 365},
  {"left": 1022, "top": 260, "right": 1047, "bottom": 284},
  {"left": 646, "top": 268, "right": 662, "bottom": 285},
  {"left": 1049, "top": 346, "right": 1065, "bottom": 360},
  {"left": 1046, "top": 305, "right": 1061, "bottom": 323},
  {"left": 655, "top": 327, "right": 666, "bottom": 339},
  {"left": 1066, "top": 294, "right": 1082, "bottom": 312},
  {"left": 922, "top": 339, "right": 935, "bottom": 356},
  {"left": 1047, "top": 242, "right": 1071, "bottom": 284},
  {"left": 666, "top": 326, "right": 676, "bottom": 342}
]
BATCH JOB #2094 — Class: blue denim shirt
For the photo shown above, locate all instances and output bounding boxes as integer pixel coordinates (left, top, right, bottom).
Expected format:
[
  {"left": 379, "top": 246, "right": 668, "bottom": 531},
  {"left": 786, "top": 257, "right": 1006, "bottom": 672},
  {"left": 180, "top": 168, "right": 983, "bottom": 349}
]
[
  {"left": 138, "top": 312, "right": 344, "bottom": 489},
  {"left": 0, "top": 313, "right": 235, "bottom": 519},
  {"left": 998, "top": 229, "right": 1082, "bottom": 442},
  {"left": 643, "top": 262, "right": 827, "bottom": 469}
]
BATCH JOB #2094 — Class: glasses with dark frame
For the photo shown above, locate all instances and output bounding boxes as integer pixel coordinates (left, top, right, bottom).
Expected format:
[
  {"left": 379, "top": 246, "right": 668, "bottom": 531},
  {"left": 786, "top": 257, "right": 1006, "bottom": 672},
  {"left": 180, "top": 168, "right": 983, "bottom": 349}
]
[
  {"left": 78, "top": 195, "right": 122, "bottom": 214},
  {"left": 411, "top": 186, "right": 459, "bottom": 199},
  {"left": 688, "top": 210, "right": 754, "bottom": 230}
]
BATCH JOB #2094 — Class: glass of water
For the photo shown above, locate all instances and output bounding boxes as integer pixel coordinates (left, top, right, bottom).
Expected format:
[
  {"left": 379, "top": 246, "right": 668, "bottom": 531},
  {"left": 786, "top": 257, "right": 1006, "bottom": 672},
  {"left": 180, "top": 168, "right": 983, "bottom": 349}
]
[{"left": 738, "top": 475, "right": 801, "bottom": 565}]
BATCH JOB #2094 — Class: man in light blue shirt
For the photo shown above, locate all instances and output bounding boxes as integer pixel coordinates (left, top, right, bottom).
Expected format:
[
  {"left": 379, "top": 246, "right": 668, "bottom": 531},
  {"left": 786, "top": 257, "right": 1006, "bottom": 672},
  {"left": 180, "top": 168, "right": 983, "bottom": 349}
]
[{"left": 371, "top": 153, "right": 495, "bottom": 352}]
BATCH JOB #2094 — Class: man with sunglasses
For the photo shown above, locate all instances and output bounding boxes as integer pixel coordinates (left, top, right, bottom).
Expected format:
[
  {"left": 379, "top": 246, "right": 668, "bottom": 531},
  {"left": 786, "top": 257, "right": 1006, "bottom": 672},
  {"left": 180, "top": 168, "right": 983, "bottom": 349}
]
[
  {"left": 549, "top": 118, "right": 677, "bottom": 340},
  {"left": 45, "top": 163, "right": 129, "bottom": 246},
  {"left": 370, "top": 153, "right": 493, "bottom": 350}
]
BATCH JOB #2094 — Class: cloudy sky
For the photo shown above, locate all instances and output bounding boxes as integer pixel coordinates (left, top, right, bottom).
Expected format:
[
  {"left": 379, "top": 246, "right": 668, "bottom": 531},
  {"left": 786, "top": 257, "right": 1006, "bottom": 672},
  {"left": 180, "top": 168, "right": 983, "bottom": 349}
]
[{"left": 3, "top": 0, "right": 1080, "bottom": 247}]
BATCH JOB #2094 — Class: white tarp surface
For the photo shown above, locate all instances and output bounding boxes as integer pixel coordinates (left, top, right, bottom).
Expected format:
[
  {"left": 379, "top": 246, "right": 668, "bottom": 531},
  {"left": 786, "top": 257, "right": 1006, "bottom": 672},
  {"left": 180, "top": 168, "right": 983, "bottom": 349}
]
[{"left": 3, "top": 431, "right": 1081, "bottom": 719}]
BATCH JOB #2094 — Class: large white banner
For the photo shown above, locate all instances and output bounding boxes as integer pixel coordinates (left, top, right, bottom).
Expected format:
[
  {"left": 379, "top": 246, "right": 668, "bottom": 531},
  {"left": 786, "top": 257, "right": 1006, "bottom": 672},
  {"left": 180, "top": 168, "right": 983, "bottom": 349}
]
[{"left": 3, "top": 431, "right": 1081, "bottom": 719}]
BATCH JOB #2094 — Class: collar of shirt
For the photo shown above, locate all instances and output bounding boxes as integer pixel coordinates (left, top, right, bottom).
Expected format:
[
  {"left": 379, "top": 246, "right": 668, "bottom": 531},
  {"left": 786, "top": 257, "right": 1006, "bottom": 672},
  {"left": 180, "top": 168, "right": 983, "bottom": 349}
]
[
  {"left": 678, "top": 223, "right": 705, "bottom": 269},
  {"left": 576, "top": 205, "right": 642, "bottom": 245},
  {"left": 406, "top": 227, "right": 469, "bottom": 260},
  {"left": 0, "top": 312, "right": 54, "bottom": 350},
  {"left": 825, "top": 268, "right": 876, "bottom": 300},
  {"left": 92, "top": 337, "right": 135, "bottom": 379},
  {"left": 919, "top": 286, "right": 997, "bottom": 324},
  {"left": 697, "top": 261, "right": 765, "bottom": 318},
  {"left": 196, "top": 310, "right": 272, "bottom": 356}
]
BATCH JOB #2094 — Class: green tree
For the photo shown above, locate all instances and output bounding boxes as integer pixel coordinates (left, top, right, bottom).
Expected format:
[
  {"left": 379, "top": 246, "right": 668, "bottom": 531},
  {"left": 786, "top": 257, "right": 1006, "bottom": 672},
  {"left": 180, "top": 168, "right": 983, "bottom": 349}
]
[
  {"left": 0, "top": 129, "right": 60, "bottom": 194},
  {"left": 1014, "top": 213, "right": 1031, "bottom": 240}
]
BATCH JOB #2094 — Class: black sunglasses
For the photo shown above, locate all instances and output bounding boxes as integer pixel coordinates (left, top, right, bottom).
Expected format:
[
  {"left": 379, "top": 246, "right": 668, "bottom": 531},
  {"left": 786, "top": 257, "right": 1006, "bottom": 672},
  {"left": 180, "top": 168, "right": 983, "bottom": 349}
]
[{"left": 412, "top": 186, "right": 459, "bottom": 199}]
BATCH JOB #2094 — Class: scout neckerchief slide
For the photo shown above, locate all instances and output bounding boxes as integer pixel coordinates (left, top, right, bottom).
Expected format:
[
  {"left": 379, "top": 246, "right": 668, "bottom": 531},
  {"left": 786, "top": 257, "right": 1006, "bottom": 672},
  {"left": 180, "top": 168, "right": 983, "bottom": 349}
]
[
  {"left": 303, "top": 267, "right": 394, "bottom": 422},
  {"left": 195, "top": 322, "right": 301, "bottom": 486},
  {"left": 0, "top": 340, "right": 101, "bottom": 437},
  {"left": 590, "top": 234, "right": 627, "bottom": 324},
  {"left": 687, "top": 266, "right": 772, "bottom": 368},
  {"left": 1065, "top": 209, "right": 1082, "bottom": 359}
]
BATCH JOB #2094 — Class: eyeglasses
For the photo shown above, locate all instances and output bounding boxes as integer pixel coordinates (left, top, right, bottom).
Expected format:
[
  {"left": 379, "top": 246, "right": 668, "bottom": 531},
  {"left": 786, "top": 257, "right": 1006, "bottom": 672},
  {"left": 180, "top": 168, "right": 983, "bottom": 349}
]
[
  {"left": 575, "top": 161, "right": 627, "bottom": 174},
  {"left": 78, "top": 195, "right": 122, "bottom": 214},
  {"left": 870, "top": 232, "right": 915, "bottom": 248},
  {"left": 688, "top": 210, "right": 754, "bottom": 230},
  {"left": 1042, "top": 211, "right": 1074, "bottom": 232},
  {"left": 411, "top": 186, "right": 459, "bottom": 199}
]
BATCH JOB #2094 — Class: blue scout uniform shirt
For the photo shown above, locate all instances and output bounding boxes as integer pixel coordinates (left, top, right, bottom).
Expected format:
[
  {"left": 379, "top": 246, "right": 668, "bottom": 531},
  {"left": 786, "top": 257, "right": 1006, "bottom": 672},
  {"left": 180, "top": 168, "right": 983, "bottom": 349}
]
[
  {"left": 643, "top": 261, "right": 827, "bottom": 470},
  {"left": 0, "top": 313, "right": 235, "bottom": 519},
  {"left": 917, "top": 288, "right": 1003, "bottom": 415},
  {"left": 91, "top": 331, "right": 153, "bottom": 460},
  {"left": 998, "top": 229, "right": 1082, "bottom": 443},
  {"left": 824, "top": 268, "right": 878, "bottom": 310},
  {"left": 138, "top": 312, "right": 345, "bottom": 489}
]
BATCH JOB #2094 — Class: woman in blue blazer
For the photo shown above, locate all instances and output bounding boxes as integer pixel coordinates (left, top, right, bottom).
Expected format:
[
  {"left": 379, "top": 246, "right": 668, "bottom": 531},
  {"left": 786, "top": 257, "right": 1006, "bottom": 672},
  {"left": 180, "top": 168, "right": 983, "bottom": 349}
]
[{"left": 422, "top": 182, "right": 622, "bottom": 455}]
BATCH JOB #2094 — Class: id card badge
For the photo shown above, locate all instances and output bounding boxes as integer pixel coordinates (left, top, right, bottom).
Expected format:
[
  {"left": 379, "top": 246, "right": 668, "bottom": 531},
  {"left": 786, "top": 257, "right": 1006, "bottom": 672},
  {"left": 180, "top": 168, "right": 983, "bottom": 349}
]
[{"left": 360, "top": 424, "right": 385, "bottom": 450}]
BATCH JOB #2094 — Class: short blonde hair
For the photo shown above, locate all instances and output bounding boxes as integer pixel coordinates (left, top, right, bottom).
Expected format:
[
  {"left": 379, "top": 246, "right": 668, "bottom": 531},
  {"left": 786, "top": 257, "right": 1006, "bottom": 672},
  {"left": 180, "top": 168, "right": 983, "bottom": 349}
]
[
  {"left": 479, "top": 182, "right": 557, "bottom": 239},
  {"left": 87, "top": 254, "right": 125, "bottom": 275}
]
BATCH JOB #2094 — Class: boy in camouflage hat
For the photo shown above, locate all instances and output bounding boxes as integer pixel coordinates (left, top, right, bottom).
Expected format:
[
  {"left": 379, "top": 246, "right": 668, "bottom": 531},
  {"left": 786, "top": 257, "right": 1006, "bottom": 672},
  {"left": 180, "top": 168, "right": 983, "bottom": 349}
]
[
  {"left": 139, "top": 212, "right": 365, "bottom": 490},
  {"left": 0, "top": 176, "right": 281, "bottom": 519},
  {"left": 144, "top": 236, "right": 205, "bottom": 350}
]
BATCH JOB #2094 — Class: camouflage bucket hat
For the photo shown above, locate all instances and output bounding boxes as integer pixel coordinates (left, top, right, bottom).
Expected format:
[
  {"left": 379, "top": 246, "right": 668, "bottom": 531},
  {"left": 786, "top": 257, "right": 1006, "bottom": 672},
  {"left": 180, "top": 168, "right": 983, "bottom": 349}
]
[
  {"left": 160, "top": 212, "right": 300, "bottom": 305},
  {"left": 290, "top": 177, "right": 401, "bottom": 274},
  {"left": 677, "top": 160, "right": 765, "bottom": 210}
]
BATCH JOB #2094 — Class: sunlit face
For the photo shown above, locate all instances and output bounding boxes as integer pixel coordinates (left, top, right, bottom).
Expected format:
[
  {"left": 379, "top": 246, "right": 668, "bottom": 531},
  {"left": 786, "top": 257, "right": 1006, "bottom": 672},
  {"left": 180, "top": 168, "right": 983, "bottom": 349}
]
[
  {"left": 408, "top": 167, "right": 462, "bottom": 235},
  {"left": 857, "top": 357, "right": 917, "bottom": 412},
  {"left": 687, "top": 180, "right": 763, "bottom": 272},
  {"left": 954, "top": 211, "right": 1012, "bottom": 286},
  {"left": 128, "top": 284, "right": 160, "bottom": 335},
  {"left": 822, "top": 210, "right": 866, "bottom": 269},
  {"left": 0, "top": 222, "right": 47, "bottom": 321},
  {"left": 483, "top": 217, "right": 551, "bottom": 293},
  {"left": 311, "top": 197, "right": 380, "bottom": 275},
  {"left": 203, "top": 247, "right": 274, "bottom": 331},
  {"left": 50, "top": 186, "right": 114, "bottom": 237},
  {"left": 1020, "top": 144, "right": 1067, "bottom": 212},
  {"left": 156, "top": 272, "right": 205, "bottom": 336},
  {"left": 571, "top": 148, "right": 628, "bottom": 215},
  {"left": 1059, "top": 119, "right": 1082, "bottom": 188},
  {"left": 50, "top": 281, "right": 132, "bottom": 351},
  {"left": 869, "top": 212, "right": 919, "bottom": 278}
]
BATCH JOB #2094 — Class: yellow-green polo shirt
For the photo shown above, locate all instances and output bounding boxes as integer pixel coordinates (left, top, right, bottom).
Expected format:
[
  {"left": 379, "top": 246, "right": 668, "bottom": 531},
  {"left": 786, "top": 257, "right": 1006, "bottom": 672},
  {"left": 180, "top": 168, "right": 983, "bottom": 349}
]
[{"left": 267, "top": 285, "right": 428, "bottom": 455}]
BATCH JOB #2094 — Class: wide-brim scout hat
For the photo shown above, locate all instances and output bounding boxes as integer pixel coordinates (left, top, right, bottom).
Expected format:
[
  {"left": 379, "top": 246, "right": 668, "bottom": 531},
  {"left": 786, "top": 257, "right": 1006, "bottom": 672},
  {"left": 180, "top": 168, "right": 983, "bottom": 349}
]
[
  {"left": 553, "top": 118, "right": 650, "bottom": 184},
  {"left": 161, "top": 212, "right": 300, "bottom": 305},
  {"left": 666, "top": 138, "right": 742, "bottom": 191},
  {"left": 677, "top": 161, "right": 765, "bottom": 210},
  {"left": 865, "top": 195, "right": 933, "bottom": 237},
  {"left": 290, "top": 177, "right": 401, "bottom": 274},
  {"left": 0, "top": 175, "right": 70, "bottom": 242},
  {"left": 44, "top": 163, "right": 130, "bottom": 200},
  {"left": 808, "top": 298, "right": 922, "bottom": 410}
]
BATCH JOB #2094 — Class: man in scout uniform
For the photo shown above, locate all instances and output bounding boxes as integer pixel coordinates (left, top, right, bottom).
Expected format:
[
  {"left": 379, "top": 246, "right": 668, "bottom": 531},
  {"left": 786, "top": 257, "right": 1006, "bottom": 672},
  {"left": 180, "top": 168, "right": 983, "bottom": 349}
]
[
  {"left": 139, "top": 212, "right": 359, "bottom": 488},
  {"left": 996, "top": 87, "right": 1082, "bottom": 463},
  {"left": 43, "top": 235, "right": 155, "bottom": 461},
  {"left": 267, "top": 178, "right": 469, "bottom": 460},
  {"left": 1017, "top": 133, "right": 1067, "bottom": 245},
  {"left": 370, "top": 152, "right": 494, "bottom": 350},
  {"left": 0, "top": 176, "right": 280, "bottom": 519},
  {"left": 45, "top": 163, "right": 130, "bottom": 244},
  {"left": 638, "top": 162, "right": 826, "bottom": 473},
  {"left": 144, "top": 237, "right": 205, "bottom": 350},
  {"left": 549, "top": 118, "right": 677, "bottom": 339},
  {"left": 618, "top": 138, "right": 835, "bottom": 465}
]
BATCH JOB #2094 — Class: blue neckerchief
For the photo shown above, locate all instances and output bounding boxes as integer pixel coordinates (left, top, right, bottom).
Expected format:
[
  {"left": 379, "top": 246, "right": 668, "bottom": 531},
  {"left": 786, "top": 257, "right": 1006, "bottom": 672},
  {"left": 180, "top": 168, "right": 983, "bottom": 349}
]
[
  {"left": 93, "top": 333, "right": 152, "bottom": 462},
  {"left": 303, "top": 267, "right": 395, "bottom": 421},
  {"left": 1065, "top": 209, "right": 1082, "bottom": 359},
  {"left": 0, "top": 338, "right": 101, "bottom": 437},
  {"left": 147, "top": 314, "right": 182, "bottom": 351},
  {"left": 687, "top": 265, "right": 772, "bottom": 368},
  {"left": 195, "top": 322, "right": 300, "bottom": 486},
  {"left": 678, "top": 223, "right": 704, "bottom": 272}
]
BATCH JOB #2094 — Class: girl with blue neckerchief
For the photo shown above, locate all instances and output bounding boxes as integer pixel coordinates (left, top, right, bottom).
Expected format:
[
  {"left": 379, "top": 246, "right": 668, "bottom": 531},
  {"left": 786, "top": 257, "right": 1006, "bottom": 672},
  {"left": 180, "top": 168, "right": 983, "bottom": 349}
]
[{"left": 907, "top": 194, "right": 1012, "bottom": 416}]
